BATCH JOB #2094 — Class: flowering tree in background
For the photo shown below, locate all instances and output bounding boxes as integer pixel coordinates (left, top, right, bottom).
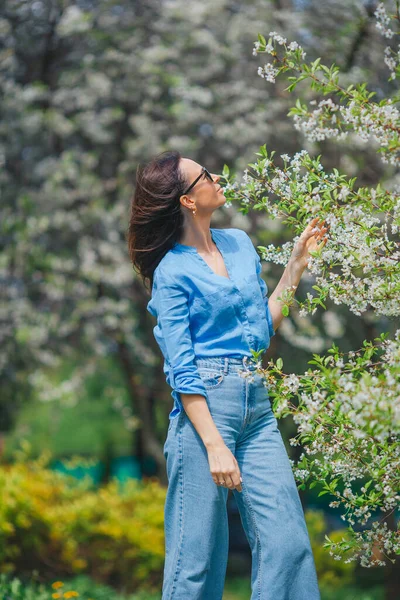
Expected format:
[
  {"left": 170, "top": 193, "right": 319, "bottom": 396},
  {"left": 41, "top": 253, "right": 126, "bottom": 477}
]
[
  {"left": 222, "top": 0, "right": 399, "bottom": 576},
  {"left": 1, "top": 0, "right": 294, "bottom": 466},
  {"left": 0, "top": 0, "right": 395, "bottom": 449}
]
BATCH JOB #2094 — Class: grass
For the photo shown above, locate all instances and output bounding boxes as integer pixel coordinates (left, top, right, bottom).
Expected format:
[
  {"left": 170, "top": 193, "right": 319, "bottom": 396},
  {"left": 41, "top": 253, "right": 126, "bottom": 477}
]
[{"left": 0, "top": 574, "right": 384, "bottom": 600}]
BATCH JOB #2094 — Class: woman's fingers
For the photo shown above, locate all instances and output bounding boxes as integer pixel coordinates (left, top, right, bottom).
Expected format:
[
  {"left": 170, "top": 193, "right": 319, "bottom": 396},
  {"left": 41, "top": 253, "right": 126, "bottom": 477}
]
[
  {"left": 307, "top": 221, "right": 330, "bottom": 243},
  {"left": 230, "top": 472, "right": 243, "bottom": 492},
  {"left": 308, "top": 217, "right": 320, "bottom": 227},
  {"left": 213, "top": 469, "right": 242, "bottom": 492},
  {"left": 316, "top": 228, "right": 329, "bottom": 240},
  {"left": 222, "top": 469, "right": 242, "bottom": 491},
  {"left": 301, "top": 218, "right": 326, "bottom": 239}
]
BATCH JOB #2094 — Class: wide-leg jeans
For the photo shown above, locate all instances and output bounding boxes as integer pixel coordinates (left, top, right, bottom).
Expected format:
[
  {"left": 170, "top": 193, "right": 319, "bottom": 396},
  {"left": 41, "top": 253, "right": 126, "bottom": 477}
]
[{"left": 162, "top": 356, "right": 321, "bottom": 600}]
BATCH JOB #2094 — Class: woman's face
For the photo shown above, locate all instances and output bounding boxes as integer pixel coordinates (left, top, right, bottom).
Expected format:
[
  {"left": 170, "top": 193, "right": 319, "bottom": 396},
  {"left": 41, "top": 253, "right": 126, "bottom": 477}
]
[{"left": 179, "top": 158, "right": 226, "bottom": 214}]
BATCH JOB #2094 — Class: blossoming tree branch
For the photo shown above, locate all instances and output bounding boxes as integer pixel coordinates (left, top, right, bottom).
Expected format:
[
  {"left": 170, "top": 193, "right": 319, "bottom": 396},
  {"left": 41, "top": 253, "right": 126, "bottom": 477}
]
[{"left": 221, "top": 1, "right": 400, "bottom": 568}]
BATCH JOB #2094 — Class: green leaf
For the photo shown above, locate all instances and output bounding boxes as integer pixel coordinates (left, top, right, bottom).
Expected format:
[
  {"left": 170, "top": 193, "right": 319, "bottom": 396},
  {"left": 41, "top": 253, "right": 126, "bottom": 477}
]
[
  {"left": 258, "top": 33, "right": 267, "bottom": 46},
  {"left": 311, "top": 57, "right": 321, "bottom": 72},
  {"left": 284, "top": 82, "right": 298, "bottom": 92}
]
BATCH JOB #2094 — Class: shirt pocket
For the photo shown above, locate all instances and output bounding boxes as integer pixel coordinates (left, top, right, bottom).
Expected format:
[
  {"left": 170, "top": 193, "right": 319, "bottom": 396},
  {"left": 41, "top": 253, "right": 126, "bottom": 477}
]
[
  {"left": 189, "top": 289, "right": 238, "bottom": 337},
  {"left": 242, "top": 273, "right": 266, "bottom": 322},
  {"left": 244, "top": 273, "right": 264, "bottom": 304}
]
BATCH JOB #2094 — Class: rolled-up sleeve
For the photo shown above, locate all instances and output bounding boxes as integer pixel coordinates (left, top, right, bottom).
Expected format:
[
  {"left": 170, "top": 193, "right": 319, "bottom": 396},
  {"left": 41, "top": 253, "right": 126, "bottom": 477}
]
[
  {"left": 242, "top": 231, "right": 275, "bottom": 338},
  {"left": 151, "top": 272, "right": 208, "bottom": 407}
]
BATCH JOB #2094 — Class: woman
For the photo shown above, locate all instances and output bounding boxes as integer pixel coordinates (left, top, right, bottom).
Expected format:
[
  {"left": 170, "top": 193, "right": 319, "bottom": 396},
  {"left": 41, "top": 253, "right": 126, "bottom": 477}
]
[{"left": 128, "top": 150, "right": 328, "bottom": 600}]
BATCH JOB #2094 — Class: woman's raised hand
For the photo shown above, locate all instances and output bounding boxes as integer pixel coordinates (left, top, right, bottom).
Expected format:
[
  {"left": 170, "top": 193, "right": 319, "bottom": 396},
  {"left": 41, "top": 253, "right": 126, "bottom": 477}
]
[{"left": 290, "top": 216, "right": 330, "bottom": 270}]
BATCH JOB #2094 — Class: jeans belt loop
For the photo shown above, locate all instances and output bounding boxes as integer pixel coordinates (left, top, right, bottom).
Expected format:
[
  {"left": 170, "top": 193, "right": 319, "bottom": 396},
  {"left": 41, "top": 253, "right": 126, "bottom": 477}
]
[{"left": 224, "top": 357, "right": 229, "bottom": 375}]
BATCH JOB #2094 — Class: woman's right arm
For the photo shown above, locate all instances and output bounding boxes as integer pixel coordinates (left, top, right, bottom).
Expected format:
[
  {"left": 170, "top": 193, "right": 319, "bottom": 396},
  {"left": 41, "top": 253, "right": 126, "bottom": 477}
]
[
  {"left": 180, "top": 391, "right": 242, "bottom": 492},
  {"left": 153, "top": 272, "right": 242, "bottom": 492}
]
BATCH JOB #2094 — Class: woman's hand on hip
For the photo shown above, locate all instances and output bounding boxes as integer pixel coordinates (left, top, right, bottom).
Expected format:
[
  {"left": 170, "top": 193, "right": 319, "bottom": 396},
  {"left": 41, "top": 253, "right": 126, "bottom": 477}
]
[{"left": 207, "top": 443, "right": 242, "bottom": 493}]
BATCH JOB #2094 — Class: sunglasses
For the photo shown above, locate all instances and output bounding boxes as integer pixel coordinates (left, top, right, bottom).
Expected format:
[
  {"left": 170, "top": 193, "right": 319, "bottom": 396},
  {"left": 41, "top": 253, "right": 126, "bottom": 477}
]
[{"left": 182, "top": 167, "right": 214, "bottom": 195}]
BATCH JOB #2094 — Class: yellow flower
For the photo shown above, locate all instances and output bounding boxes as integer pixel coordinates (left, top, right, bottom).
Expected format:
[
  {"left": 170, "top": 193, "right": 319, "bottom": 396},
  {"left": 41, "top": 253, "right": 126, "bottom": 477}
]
[
  {"left": 52, "top": 582, "right": 64, "bottom": 589},
  {"left": 52, "top": 594, "right": 61, "bottom": 599},
  {"left": 63, "top": 592, "right": 80, "bottom": 598}
]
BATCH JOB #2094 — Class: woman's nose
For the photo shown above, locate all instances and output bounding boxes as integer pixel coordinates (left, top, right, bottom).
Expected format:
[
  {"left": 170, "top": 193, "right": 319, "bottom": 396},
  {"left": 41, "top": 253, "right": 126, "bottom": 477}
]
[{"left": 212, "top": 173, "right": 220, "bottom": 182}]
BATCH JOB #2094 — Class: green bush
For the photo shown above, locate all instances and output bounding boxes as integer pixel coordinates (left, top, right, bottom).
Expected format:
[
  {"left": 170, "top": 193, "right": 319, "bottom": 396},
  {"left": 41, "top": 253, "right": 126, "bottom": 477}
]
[
  {"left": 0, "top": 573, "right": 385, "bottom": 600},
  {"left": 0, "top": 445, "right": 369, "bottom": 596},
  {"left": 0, "top": 447, "right": 165, "bottom": 594}
]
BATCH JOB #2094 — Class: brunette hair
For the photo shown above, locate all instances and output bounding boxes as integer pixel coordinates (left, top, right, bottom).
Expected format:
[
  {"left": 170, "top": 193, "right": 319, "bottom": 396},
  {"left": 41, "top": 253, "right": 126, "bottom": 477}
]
[{"left": 127, "top": 150, "right": 189, "bottom": 293}]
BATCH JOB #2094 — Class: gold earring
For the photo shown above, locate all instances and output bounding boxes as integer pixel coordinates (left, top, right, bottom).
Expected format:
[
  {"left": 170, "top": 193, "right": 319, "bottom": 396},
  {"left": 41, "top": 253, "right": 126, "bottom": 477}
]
[{"left": 192, "top": 207, "right": 197, "bottom": 217}]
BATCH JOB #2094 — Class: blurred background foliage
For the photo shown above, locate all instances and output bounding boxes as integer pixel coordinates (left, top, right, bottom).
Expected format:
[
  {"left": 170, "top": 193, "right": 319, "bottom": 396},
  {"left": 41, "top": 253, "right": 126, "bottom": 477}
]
[
  {"left": 1, "top": 0, "right": 398, "bottom": 596},
  {"left": 0, "top": 450, "right": 386, "bottom": 598}
]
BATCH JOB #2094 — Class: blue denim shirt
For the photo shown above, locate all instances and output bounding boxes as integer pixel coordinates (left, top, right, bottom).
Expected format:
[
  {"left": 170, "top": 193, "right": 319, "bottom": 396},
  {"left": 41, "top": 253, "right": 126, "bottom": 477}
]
[{"left": 146, "top": 227, "right": 275, "bottom": 418}]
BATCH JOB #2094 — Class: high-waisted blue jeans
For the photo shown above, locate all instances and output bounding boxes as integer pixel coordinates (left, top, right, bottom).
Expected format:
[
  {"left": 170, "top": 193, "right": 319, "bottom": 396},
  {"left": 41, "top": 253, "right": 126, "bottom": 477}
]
[{"left": 162, "top": 356, "right": 321, "bottom": 600}]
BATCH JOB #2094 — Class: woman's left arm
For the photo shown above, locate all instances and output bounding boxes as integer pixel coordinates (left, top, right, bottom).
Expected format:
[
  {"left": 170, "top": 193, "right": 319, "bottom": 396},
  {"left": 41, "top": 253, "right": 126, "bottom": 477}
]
[{"left": 268, "top": 217, "right": 329, "bottom": 333}]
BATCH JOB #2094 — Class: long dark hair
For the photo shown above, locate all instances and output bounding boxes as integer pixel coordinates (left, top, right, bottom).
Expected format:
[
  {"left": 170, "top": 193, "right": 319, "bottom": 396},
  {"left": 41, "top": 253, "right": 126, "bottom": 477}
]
[{"left": 127, "top": 150, "right": 188, "bottom": 293}]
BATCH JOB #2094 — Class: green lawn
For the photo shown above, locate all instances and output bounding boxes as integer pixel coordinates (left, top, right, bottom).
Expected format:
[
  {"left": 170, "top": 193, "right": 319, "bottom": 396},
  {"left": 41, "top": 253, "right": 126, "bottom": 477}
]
[{"left": 0, "top": 574, "right": 384, "bottom": 600}]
